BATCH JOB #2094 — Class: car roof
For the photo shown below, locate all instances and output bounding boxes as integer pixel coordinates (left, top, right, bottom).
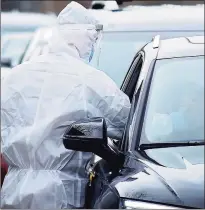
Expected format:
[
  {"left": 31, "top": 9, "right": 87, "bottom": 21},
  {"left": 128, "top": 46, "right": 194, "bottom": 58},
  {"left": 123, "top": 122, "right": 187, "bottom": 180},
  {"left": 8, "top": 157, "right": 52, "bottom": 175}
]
[
  {"left": 91, "top": 5, "right": 204, "bottom": 31},
  {"left": 156, "top": 36, "right": 204, "bottom": 59}
]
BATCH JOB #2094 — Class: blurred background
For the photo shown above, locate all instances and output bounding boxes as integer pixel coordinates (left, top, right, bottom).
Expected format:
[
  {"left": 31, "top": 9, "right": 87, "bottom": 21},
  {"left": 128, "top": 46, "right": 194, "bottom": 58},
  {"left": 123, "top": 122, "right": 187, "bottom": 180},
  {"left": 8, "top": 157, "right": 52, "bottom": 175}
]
[
  {"left": 2, "top": 0, "right": 204, "bottom": 14},
  {"left": 1, "top": 0, "right": 204, "bottom": 83}
]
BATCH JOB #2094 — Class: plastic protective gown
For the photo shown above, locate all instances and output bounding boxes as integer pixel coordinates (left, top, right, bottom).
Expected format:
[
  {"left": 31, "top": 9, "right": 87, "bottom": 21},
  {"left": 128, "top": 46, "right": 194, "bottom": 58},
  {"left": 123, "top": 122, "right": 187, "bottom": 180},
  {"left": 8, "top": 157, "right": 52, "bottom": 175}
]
[{"left": 1, "top": 1, "right": 131, "bottom": 209}]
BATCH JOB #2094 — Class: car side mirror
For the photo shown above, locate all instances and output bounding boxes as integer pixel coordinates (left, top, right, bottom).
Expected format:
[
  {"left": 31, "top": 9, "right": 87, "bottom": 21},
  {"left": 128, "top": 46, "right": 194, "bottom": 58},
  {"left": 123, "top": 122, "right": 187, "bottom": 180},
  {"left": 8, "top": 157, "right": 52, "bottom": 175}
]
[
  {"left": 1, "top": 57, "right": 12, "bottom": 68},
  {"left": 63, "top": 117, "right": 123, "bottom": 166}
]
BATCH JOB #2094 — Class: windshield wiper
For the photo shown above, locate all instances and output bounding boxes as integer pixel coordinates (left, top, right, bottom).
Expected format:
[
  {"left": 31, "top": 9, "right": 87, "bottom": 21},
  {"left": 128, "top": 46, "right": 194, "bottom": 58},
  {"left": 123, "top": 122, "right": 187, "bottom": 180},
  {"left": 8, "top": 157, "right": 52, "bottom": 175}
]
[{"left": 140, "top": 140, "right": 205, "bottom": 150}]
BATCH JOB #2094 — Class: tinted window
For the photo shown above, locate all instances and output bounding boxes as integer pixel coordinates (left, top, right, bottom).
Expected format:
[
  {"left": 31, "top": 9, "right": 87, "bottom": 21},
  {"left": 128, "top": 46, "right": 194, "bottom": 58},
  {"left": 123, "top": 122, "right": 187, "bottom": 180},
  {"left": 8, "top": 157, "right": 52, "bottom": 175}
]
[{"left": 141, "top": 56, "right": 204, "bottom": 143}]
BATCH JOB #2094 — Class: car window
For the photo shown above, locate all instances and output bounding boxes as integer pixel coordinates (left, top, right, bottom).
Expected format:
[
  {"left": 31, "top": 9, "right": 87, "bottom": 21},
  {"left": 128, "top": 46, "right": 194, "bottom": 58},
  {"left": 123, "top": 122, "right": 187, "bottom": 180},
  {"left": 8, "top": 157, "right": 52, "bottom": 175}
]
[
  {"left": 1, "top": 25, "right": 37, "bottom": 36},
  {"left": 121, "top": 53, "right": 144, "bottom": 98},
  {"left": 1, "top": 36, "right": 31, "bottom": 66},
  {"left": 119, "top": 54, "right": 144, "bottom": 152},
  {"left": 121, "top": 54, "right": 142, "bottom": 88},
  {"left": 140, "top": 56, "right": 204, "bottom": 144}
]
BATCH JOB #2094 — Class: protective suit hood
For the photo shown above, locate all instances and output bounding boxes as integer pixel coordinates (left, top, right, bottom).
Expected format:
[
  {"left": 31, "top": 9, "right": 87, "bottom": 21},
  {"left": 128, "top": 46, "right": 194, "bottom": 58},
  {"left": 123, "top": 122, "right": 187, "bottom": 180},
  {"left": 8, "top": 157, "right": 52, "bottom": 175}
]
[{"left": 48, "top": 1, "right": 100, "bottom": 62}]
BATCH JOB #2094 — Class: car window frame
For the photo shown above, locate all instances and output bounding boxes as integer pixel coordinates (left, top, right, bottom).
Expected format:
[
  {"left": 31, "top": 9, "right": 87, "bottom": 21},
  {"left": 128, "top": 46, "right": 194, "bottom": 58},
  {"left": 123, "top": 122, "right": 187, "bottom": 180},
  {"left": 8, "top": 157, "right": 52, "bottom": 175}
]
[
  {"left": 119, "top": 51, "right": 145, "bottom": 152},
  {"left": 120, "top": 45, "right": 159, "bottom": 152},
  {"left": 131, "top": 55, "right": 204, "bottom": 151},
  {"left": 129, "top": 59, "right": 157, "bottom": 151},
  {"left": 138, "top": 55, "right": 205, "bottom": 146},
  {"left": 18, "top": 36, "right": 33, "bottom": 65}
]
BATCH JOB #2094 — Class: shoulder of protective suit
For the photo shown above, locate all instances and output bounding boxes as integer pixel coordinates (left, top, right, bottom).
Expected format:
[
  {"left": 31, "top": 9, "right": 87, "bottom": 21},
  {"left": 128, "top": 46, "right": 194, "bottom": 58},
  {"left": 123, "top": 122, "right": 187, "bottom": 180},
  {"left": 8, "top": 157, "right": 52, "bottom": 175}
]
[{"left": 85, "top": 65, "right": 120, "bottom": 89}]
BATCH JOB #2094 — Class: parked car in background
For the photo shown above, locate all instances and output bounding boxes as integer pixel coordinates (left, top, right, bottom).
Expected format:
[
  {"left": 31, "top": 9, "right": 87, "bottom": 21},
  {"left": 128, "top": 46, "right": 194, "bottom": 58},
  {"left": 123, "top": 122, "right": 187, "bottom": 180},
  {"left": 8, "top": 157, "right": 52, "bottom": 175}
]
[
  {"left": 1, "top": 26, "right": 53, "bottom": 71},
  {"left": 63, "top": 35, "right": 204, "bottom": 209},
  {"left": 15, "top": 5, "right": 204, "bottom": 88},
  {"left": 90, "top": 5, "right": 204, "bottom": 87},
  {"left": 1, "top": 11, "right": 56, "bottom": 36},
  {"left": 91, "top": 0, "right": 121, "bottom": 11},
  {"left": 123, "top": 3, "right": 204, "bottom": 11},
  {"left": 1, "top": 32, "right": 33, "bottom": 68},
  {"left": 21, "top": 27, "right": 52, "bottom": 63}
]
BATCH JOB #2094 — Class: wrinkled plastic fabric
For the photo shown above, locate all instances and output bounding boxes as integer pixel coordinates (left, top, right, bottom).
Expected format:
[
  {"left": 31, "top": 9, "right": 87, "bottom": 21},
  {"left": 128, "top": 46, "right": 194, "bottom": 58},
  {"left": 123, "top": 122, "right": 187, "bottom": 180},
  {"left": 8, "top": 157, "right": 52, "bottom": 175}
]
[{"left": 1, "top": 1, "right": 131, "bottom": 209}]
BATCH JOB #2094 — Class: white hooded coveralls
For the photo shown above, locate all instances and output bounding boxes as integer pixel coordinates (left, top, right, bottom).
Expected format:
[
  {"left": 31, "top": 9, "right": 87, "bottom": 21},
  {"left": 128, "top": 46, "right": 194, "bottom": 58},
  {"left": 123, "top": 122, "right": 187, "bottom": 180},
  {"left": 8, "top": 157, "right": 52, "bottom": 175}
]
[{"left": 1, "top": 2, "right": 131, "bottom": 209}]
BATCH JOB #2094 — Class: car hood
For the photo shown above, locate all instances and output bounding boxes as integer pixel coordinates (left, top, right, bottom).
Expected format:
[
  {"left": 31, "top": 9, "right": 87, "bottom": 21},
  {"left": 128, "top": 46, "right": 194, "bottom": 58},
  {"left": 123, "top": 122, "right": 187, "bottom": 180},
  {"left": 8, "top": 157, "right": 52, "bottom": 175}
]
[{"left": 114, "top": 146, "right": 204, "bottom": 208}]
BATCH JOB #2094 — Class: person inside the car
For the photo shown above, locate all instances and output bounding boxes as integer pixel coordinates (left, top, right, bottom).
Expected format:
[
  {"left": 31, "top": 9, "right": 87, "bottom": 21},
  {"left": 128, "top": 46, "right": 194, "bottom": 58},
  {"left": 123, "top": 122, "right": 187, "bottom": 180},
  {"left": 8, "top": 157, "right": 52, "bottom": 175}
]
[
  {"left": 147, "top": 82, "right": 204, "bottom": 142},
  {"left": 1, "top": 2, "right": 130, "bottom": 209}
]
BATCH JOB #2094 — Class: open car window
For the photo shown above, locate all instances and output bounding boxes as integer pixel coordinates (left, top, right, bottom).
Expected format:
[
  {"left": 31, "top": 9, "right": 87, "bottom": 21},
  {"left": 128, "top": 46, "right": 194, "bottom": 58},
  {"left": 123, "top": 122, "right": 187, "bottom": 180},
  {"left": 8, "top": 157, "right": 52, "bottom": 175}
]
[
  {"left": 119, "top": 53, "right": 145, "bottom": 152},
  {"left": 121, "top": 52, "right": 144, "bottom": 101}
]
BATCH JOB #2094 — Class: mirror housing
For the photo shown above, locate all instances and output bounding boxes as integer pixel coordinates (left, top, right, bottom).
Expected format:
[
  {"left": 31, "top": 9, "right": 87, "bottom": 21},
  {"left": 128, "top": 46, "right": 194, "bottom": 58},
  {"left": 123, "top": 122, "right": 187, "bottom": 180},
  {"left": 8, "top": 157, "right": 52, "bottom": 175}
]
[
  {"left": 63, "top": 117, "right": 123, "bottom": 167},
  {"left": 1, "top": 57, "right": 12, "bottom": 68}
]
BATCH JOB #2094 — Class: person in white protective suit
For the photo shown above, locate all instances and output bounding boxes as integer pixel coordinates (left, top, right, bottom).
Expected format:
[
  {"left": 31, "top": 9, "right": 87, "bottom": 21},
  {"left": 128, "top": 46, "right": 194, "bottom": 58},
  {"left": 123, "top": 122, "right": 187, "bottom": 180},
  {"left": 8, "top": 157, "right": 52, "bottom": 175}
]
[{"left": 1, "top": 1, "right": 130, "bottom": 209}]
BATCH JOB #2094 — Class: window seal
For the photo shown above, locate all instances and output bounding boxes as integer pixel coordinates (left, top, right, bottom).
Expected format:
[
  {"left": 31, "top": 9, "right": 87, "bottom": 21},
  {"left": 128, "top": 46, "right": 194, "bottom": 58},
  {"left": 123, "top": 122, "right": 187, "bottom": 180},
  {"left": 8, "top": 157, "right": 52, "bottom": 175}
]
[{"left": 130, "top": 59, "right": 157, "bottom": 151}]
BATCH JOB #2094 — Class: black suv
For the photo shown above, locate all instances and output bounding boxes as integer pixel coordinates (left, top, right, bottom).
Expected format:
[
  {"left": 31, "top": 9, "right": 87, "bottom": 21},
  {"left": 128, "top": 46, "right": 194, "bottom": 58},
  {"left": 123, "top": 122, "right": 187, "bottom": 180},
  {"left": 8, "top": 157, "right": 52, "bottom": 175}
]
[{"left": 63, "top": 36, "right": 204, "bottom": 209}]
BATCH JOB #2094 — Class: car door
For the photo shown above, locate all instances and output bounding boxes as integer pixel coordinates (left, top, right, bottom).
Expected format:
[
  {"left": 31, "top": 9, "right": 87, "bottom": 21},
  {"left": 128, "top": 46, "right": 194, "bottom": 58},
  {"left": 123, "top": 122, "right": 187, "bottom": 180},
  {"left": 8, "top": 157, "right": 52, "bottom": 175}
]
[{"left": 85, "top": 52, "right": 146, "bottom": 208}]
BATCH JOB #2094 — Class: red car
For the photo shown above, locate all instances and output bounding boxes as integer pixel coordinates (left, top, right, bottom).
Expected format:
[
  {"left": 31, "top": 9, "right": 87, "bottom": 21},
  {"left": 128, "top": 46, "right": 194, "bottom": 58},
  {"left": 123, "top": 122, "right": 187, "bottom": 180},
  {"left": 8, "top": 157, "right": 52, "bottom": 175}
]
[{"left": 1, "top": 155, "right": 8, "bottom": 186}]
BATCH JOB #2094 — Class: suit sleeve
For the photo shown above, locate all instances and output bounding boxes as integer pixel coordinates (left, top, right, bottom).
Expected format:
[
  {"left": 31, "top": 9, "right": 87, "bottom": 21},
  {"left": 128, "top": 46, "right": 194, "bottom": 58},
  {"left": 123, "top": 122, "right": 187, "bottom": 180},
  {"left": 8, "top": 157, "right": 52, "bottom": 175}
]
[
  {"left": 1, "top": 67, "right": 23, "bottom": 146},
  {"left": 85, "top": 70, "right": 131, "bottom": 140}
]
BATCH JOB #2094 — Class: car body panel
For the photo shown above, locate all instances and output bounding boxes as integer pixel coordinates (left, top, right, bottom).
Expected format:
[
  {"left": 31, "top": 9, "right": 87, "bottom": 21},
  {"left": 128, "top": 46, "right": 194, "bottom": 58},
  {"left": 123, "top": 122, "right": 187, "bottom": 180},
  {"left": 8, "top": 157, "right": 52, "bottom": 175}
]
[
  {"left": 114, "top": 145, "right": 204, "bottom": 209},
  {"left": 157, "top": 36, "right": 204, "bottom": 59},
  {"left": 92, "top": 145, "right": 204, "bottom": 209}
]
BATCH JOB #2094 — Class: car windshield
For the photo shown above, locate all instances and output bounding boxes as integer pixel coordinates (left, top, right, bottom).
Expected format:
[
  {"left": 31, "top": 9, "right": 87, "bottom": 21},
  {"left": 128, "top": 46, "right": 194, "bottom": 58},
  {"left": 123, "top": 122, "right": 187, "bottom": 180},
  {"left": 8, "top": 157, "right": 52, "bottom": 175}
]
[
  {"left": 141, "top": 56, "right": 204, "bottom": 144},
  {"left": 1, "top": 35, "right": 32, "bottom": 67}
]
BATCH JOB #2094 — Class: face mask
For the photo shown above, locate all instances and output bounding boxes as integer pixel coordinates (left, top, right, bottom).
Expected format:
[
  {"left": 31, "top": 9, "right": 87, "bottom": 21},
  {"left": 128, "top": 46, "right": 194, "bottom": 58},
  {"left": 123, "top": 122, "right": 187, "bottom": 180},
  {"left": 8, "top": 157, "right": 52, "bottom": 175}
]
[
  {"left": 88, "top": 26, "right": 103, "bottom": 64},
  {"left": 89, "top": 30, "right": 103, "bottom": 66},
  {"left": 89, "top": 44, "right": 94, "bottom": 62}
]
